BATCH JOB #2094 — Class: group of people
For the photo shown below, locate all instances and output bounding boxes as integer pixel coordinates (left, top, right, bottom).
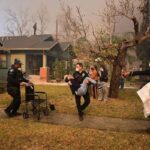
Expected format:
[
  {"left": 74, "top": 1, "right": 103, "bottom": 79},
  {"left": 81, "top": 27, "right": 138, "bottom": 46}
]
[
  {"left": 64, "top": 63, "right": 109, "bottom": 121},
  {"left": 64, "top": 63, "right": 150, "bottom": 120},
  {"left": 4, "top": 58, "right": 108, "bottom": 121},
  {"left": 4, "top": 58, "right": 150, "bottom": 121}
]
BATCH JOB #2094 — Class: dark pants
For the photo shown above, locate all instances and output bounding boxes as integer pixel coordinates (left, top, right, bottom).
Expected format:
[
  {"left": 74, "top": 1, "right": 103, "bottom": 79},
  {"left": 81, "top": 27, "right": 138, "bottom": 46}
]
[
  {"left": 93, "top": 84, "right": 97, "bottom": 99},
  {"left": 75, "top": 92, "right": 90, "bottom": 115},
  {"left": 6, "top": 87, "right": 21, "bottom": 114},
  {"left": 120, "top": 78, "right": 125, "bottom": 89}
]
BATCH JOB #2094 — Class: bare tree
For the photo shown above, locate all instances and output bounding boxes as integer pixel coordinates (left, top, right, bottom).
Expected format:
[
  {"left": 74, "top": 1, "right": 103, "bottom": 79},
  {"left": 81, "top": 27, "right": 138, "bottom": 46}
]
[
  {"left": 59, "top": 0, "right": 118, "bottom": 62},
  {"left": 6, "top": 9, "right": 31, "bottom": 36},
  {"left": 59, "top": 1, "right": 92, "bottom": 60},
  {"left": 36, "top": 4, "right": 49, "bottom": 34},
  {"left": 108, "top": 0, "right": 150, "bottom": 98},
  {"left": 59, "top": 2, "right": 89, "bottom": 41},
  {"left": 90, "top": 0, "right": 150, "bottom": 98},
  {"left": 59, "top": 0, "right": 150, "bottom": 95},
  {"left": 102, "top": 0, "right": 118, "bottom": 44},
  {"left": 5, "top": 4, "right": 50, "bottom": 36},
  {"left": 90, "top": 0, "right": 119, "bottom": 61}
]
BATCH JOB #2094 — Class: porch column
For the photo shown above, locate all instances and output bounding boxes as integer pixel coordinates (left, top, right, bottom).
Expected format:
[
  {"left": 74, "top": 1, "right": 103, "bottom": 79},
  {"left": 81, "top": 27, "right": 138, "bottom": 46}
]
[
  {"left": 42, "top": 50, "right": 47, "bottom": 67},
  {"left": 40, "top": 50, "right": 49, "bottom": 82}
]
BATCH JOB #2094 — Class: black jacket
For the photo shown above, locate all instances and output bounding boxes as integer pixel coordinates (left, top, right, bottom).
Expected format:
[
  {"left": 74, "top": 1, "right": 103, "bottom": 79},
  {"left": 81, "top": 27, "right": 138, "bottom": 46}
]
[
  {"left": 66, "top": 71, "right": 88, "bottom": 94},
  {"left": 130, "top": 69, "right": 150, "bottom": 76},
  {"left": 73, "top": 71, "right": 88, "bottom": 84},
  {"left": 7, "top": 65, "right": 28, "bottom": 88},
  {"left": 73, "top": 71, "right": 89, "bottom": 93},
  {"left": 130, "top": 69, "right": 150, "bottom": 86},
  {"left": 99, "top": 70, "right": 108, "bottom": 82}
]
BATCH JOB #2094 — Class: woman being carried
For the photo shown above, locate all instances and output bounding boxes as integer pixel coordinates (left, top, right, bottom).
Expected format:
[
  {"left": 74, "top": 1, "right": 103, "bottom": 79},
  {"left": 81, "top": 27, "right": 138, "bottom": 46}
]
[{"left": 64, "top": 74, "right": 96, "bottom": 96}]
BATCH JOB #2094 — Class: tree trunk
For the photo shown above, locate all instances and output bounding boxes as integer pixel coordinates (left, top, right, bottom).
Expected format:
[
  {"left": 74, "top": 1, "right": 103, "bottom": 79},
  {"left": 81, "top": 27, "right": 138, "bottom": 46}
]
[{"left": 109, "top": 46, "right": 128, "bottom": 98}]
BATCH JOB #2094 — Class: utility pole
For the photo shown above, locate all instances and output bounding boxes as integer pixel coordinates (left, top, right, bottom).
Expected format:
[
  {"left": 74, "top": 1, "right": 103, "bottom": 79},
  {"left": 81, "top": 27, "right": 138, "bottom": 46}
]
[{"left": 56, "top": 19, "right": 58, "bottom": 40}]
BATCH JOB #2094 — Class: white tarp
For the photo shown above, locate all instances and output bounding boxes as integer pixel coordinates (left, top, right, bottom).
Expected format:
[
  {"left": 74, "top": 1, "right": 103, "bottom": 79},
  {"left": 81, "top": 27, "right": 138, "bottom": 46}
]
[{"left": 137, "top": 82, "right": 150, "bottom": 118}]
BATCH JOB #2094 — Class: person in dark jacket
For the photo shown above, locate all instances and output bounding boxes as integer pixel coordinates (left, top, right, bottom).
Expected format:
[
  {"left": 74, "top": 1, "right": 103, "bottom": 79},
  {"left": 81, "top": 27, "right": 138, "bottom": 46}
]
[
  {"left": 4, "top": 58, "right": 31, "bottom": 117},
  {"left": 126, "top": 69, "right": 150, "bottom": 118},
  {"left": 65, "top": 63, "right": 90, "bottom": 121},
  {"left": 98, "top": 64, "right": 108, "bottom": 101},
  {"left": 127, "top": 69, "right": 150, "bottom": 86},
  {"left": 129, "top": 69, "right": 150, "bottom": 77}
]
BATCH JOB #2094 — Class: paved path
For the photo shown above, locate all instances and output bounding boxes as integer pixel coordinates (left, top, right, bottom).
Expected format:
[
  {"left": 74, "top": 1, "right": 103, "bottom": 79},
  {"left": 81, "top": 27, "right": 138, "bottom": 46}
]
[
  {"left": 41, "top": 113, "right": 150, "bottom": 133},
  {"left": 0, "top": 107, "right": 150, "bottom": 133}
]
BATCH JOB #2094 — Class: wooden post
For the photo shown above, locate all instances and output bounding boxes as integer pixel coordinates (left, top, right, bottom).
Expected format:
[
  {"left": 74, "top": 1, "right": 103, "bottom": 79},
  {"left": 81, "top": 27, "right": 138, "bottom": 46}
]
[{"left": 42, "top": 50, "right": 47, "bottom": 67}]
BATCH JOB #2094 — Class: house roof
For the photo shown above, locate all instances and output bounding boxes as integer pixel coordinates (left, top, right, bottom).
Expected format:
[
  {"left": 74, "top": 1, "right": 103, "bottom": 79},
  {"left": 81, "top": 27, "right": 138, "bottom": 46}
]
[
  {"left": 0, "top": 34, "right": 57, "bottom": 50},
  {"left": 60, "top": 42, "right": 72, "bottom": 51},
  {"left": 60, "top": 42, "right": 76, "bottom": 58}
]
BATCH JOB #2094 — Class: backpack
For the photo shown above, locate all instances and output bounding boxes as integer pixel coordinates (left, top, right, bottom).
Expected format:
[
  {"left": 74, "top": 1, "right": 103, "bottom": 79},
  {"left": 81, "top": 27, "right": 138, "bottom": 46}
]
[{"left": 99, "top": 69, "right": 108, "bottom": 82}]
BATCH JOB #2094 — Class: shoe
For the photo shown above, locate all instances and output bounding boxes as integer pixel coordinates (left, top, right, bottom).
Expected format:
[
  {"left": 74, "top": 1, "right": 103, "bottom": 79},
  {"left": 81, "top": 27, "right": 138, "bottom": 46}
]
[
  {"left": 4, "top": 109, "right": 12, "bottom": 117},
  {"left": 12, "top": 112, "right": 22, "bottom": 116},
  {"left": 78, "top": 112, "right": 84, "bottom": 121},
  {"left": 79, "top": 114, "right": 84, "bottom": 121}
]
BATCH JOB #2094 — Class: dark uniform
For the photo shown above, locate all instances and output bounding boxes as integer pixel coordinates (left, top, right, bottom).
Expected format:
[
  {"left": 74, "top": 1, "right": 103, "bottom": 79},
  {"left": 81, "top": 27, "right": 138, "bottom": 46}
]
[
  {"left": 5, "top": 65, "right": 29, "bottom": 116},
  {"left": 72, "top": 71, "right": 90, "bottom": 117},
  {"left": 130, "top": 69, "right": 150, "bottom": 77},
  {"left": 129, "top": 69, "right": 150, "bottom": 88}
]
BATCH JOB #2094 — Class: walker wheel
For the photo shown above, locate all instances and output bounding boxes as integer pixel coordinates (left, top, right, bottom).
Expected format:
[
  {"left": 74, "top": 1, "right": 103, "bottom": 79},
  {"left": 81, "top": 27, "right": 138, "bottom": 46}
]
[
  {"left": 32, "top": 109, "right": 37, "bottom": 115},
  {"left": 43, "top": 108, "right": 49, "bottom": 116},
  {"left": 23, "top": 113, "right": 29, "bottom": 119},
  {"left": 37, "top": 112, "right": 40, "bottom": 120},
  {"left": 49, "top": 104, "right": 55, "bottom": 111}
]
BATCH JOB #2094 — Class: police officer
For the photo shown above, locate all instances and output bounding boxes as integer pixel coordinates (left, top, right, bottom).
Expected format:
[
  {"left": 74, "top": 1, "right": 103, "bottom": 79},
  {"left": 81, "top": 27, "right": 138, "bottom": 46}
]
[
  {"left": 73, "top": 63, "right": 90, "bottom": 121},
  {"left": 4, "top": 58, "right": 31, "bottom": 117}
]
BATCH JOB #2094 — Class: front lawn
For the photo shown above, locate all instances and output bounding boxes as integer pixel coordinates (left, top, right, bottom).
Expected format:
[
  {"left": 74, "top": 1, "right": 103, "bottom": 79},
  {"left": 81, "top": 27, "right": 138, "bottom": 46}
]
[
  {"left": 0, "top": 85, "right": 150, "bottom": 150},
  {"left": 1, "top": 85, "right": 144, "bottom": 119}
]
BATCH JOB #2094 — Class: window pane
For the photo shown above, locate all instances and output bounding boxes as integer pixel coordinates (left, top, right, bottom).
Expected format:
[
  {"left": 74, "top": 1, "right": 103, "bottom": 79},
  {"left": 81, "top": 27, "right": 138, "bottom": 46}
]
[{"left": 0, "top": 55, "right": 7, "bottom": 68}]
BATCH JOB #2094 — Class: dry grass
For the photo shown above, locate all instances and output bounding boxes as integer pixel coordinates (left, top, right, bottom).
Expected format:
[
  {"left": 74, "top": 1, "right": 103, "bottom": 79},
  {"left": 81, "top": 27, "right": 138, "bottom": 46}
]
[
  {"left": 1, "top": 85, "right": 144, "bottom": 119},
  {"left": 0, "top": 118, "right": 150, "bottom": 150},
  {"left": 0, "top": 85, "right": 150, "bottom": 150}
]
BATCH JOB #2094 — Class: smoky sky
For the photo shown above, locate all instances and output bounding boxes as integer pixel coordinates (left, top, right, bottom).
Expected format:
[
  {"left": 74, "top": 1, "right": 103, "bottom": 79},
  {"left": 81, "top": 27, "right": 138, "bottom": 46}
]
[{"left": 0, "top": 0, "right": 134, "bottom": 36}]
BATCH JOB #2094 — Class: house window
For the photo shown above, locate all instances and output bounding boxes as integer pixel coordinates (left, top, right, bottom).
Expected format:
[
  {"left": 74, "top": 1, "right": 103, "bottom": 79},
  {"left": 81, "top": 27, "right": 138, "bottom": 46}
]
[
  {"left": 26, "top": 54, "right": 42, "bottom": 75},
  {"left": 0, "top": 55, "right": 7, "bottom": 69}
]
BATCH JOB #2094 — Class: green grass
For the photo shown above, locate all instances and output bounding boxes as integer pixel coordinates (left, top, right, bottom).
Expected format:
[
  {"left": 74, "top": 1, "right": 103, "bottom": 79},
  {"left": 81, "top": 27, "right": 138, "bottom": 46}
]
[{"left": 0, "top": 85, "right": 150, "bottom": 150}]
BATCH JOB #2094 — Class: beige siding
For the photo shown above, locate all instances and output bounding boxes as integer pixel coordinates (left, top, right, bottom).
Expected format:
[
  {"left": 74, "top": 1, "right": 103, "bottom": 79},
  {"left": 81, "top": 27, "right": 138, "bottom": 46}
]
[
  {"left": 10, "top": 54, "right": 26, "bottom": 71},
  {"left": 0, "top": 54, "right": 7, "bottom": 68},
  {"left": 0, "top": 54, "right": 7, "bottom": 60}
]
